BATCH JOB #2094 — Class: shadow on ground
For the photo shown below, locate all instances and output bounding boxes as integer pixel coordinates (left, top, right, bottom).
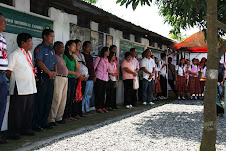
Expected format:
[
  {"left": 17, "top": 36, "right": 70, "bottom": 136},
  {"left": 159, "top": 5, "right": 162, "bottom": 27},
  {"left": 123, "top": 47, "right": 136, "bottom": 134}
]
[{"left": 134, "top": 102, "right": 225, "bottom": 145}]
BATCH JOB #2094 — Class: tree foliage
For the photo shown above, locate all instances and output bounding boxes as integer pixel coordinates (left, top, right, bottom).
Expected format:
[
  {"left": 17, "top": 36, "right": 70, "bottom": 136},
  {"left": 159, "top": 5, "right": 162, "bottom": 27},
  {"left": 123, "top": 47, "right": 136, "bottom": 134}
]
[
  {"left": 84, "top": 0, "right": 98, "bottom": 4},
  {"left": 116, "top": 0, "right": 226, "bottom": 38}
]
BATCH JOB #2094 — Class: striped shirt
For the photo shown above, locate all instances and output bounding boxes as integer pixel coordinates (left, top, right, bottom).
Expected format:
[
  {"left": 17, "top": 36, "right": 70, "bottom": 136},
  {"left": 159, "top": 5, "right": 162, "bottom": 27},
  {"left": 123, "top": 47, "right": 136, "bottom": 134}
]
[{"left": 0, "top": 33, "right": 8, "bottom": 70}]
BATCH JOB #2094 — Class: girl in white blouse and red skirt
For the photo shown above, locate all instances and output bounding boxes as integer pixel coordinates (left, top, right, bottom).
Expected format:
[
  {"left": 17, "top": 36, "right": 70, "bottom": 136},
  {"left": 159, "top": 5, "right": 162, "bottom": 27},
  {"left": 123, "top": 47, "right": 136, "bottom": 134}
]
[
  {"left": 188, "top": 58, "right": 201, "bottom": 100},
  {"left": 175, "top": 58, "right": 187, "bottom": 100}
]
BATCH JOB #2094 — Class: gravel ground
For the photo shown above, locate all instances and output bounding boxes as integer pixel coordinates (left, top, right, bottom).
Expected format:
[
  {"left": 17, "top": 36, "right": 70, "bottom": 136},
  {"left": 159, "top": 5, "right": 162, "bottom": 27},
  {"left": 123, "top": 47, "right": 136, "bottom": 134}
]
[{"left": 35, "top": 100, "right": 225, "bottom": 151}]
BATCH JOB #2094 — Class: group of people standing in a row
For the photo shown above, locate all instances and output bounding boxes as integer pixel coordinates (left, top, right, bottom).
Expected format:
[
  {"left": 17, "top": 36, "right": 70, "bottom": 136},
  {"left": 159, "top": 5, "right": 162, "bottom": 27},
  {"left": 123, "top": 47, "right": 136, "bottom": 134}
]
[
  {"left": 167, "top": 57, "right": 208, "bottom": 100},
  {"left": 0, "top": 12, "right": 121, "bottom": 143},
  {"left": 0, "top": 11, "right": 223, "bottom": 144}
]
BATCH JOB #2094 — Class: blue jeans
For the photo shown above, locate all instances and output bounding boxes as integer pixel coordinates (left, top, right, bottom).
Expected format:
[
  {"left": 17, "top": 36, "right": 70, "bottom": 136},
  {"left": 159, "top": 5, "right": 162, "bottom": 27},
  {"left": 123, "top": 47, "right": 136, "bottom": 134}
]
[
  {"left": 82, "top": 80, "right": 93, "bottom": 113},
  {"left": 142, "top": 79, "right": 154, "bottom": 103},
  {"left": 0, "top": 73, "right": 7, "bottom": 132}
]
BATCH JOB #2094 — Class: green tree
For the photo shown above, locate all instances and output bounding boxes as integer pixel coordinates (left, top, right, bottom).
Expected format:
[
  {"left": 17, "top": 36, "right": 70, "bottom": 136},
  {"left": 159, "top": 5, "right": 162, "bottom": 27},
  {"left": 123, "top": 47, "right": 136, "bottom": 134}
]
[
  {"left": 116, "top": 0, "right": 226, "bottom": 150},
  {"left": 84, "top": 0, "right": 98, "bottom": 4}
]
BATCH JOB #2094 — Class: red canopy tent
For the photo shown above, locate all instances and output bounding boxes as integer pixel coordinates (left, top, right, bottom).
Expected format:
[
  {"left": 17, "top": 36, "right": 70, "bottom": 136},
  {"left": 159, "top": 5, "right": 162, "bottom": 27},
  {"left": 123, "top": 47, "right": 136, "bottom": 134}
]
[{"left": 173, "top": 31, "right": 208, "bottom": 53}]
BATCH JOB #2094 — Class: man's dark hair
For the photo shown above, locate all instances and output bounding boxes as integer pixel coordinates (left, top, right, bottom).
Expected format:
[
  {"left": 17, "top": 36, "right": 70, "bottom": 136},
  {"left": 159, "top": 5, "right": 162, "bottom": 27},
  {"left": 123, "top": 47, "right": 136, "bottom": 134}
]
[
  {"left": 168, "top": 57, "right": 172, "bottom": 61},
  {"left": 161, "top": 53, "right": 166, "bottom": 59},
  {"left": 83, "top": 41, "right": 91, "bottom": 49},
  {"left": 42, "top": 29, "right": 54, "bottom": 39},
  {"left": 144, "top": 48, "right": 150, "bottom": 53},
  {"left": 130, "top": 48, "right": 136, "bottom": 52},
  {"left": 17, "top": 33, "right": 32, "bottom": 47},
  {"left": 53, "top": 41, "right": 63, "bottom": 50},
  {"left": 124, "top": 52, "right": 131, "bottom": 59}
]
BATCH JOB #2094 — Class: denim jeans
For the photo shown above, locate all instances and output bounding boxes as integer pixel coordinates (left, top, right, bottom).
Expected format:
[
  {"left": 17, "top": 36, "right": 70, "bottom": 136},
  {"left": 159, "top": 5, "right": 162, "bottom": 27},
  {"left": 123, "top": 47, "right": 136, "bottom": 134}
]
[
  {"left": 82, "top": 80, "right": 93, "bottom": 113},
  {"left": 0, "top": 73, "right": 7, "bottom": 132},
  {"left": 142, "top": 79, "right": 154, "bottom": 103}
]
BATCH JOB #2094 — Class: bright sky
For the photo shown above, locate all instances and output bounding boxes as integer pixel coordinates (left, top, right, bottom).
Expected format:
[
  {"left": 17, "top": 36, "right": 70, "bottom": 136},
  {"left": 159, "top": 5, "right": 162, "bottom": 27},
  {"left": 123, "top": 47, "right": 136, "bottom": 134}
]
[{"left": 94, "top": 0, "right": 200, "bottom": 40}]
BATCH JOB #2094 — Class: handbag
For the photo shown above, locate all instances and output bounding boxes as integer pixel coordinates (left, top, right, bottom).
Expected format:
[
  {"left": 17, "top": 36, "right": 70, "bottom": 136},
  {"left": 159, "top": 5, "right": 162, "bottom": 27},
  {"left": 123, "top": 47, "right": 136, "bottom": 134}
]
[
  {"left": 74, "top": 77, "right": 83, "bottom": 103},
  {"left": 133, "top": 76, "right": 139, "bottom": 90}
]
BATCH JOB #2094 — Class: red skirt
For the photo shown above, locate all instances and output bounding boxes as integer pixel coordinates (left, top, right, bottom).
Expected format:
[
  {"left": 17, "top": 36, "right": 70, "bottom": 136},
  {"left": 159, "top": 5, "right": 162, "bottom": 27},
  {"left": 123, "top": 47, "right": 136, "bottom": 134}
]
[
  {"left": 200, "top": 81, "right": 206, "bottom": 93},
  {"left": 175, "top": 76, "right": 187, "bottom": 91},
  {"left": 154, "top": 80, "right": 162, "bottom": 94},
  {"left": 188, "top": 76, "right": 201, "bottom": 94}
]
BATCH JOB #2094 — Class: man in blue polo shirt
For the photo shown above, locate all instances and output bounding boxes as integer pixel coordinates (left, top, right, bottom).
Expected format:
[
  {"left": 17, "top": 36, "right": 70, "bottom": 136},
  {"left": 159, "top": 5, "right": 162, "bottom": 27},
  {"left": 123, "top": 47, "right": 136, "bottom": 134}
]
[{"left": 33, "top": 29, "right": 58, "bottom": 131}]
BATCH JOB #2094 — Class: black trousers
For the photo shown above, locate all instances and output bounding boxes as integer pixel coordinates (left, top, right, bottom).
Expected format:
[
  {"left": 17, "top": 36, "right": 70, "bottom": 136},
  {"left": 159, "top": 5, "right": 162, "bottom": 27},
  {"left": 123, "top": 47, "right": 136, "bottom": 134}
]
[
  {"left": 123, "top": 79, "right": 137, "bottom": 106},
  {"left": 8, "top": 85, "right": 34, "bottom": 134},
  {"left": 33, "top": 74, "right": 54, "bottom": 128},
  {"left": 106, "top": 80, "right": 116, "bottom": 108},
  {"left": 94, "top": 79, "right": 107, "bottom": 109},
  {"left": 72, "top": 101, "right": 82, "bottom": 117},
  {"left": 63, "top": 77, "right": 77, "bottom": 119},
  {"left": 217, "top": 105, "right": 224, "bottom": 115},
  {"left": 138, "top": 79, "right": 143, "bottom": 102},
  {"left": 160, "top": 75, "right": 167, "bottom": 97},
  {"left": 71, "top": 80, "right": 84, "bottom": 117},
  {"left": 168, "top": 79, "right": 177, "bottom": 95}
]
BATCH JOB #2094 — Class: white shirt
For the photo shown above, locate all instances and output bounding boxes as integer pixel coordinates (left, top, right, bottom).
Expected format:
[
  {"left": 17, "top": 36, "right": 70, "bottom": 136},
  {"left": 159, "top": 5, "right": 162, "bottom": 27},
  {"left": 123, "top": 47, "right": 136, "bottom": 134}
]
[
  {"left": 108, "top": 62, "right": 117, "bottom": 81},
  {"left": 131, "top": 57, "right": 139, "bottom": 71},
  {"left": 176, "top": 65, "right": 187, "bottom": 76},
  {"left": 141, "top": 57, "right": 155, "bottom": 81},
  {"left": 201, "top": 66, "right": 207, "bottom": 78},
  {"left": 8, "top": 48, "right": 37, "bottom": 95},
  {"left": 154, "top": 64, "right": 160, "bottom": 80},
  {"left": 158, "top": 59, "right": 167, "bottom": 78}
]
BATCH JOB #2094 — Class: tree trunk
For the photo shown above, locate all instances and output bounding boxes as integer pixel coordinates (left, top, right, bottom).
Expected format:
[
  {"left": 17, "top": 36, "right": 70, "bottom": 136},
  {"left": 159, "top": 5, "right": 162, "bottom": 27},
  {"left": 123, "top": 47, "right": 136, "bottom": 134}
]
[{"left": 200, "top": 0, "right": 218, "bottom": 151}]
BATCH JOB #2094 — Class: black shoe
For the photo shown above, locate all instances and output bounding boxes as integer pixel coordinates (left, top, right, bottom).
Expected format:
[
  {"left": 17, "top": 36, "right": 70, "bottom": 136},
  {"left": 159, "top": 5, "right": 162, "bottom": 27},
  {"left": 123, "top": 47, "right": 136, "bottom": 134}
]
[
  {"left": 42, "top": 124, "right": 54, "bottom": 129},
  {"left": 21, "top": 130, "right": 35, "bottom": 136},
  {"left": 114, "top": 107, "right": 119, "bottom": 109},
  {"left": 0, "top": 138, "right": 8, "bottom": 144},
  {"left": 8, "top": 133, "right": 21, "bottom": 140},
  {"left": 32, "top": 127, "right": 43, "bottom": 132},
  {"left": 49, "top": 122, "right": 58, "bottom": 127},
  {"left": 56, "top": 120, "right": 66, "bottom": 124}
]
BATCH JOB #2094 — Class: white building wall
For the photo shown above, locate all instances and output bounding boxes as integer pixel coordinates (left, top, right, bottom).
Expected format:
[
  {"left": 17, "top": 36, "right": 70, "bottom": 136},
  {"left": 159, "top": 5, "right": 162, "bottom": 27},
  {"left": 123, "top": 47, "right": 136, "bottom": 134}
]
[
  {"left": 48, "top": 7, "right": 77, "bottom": 44},
  {"left": 90, "top": 21, "right": 98, "bottom": 31},
  {"left": 14, "top": 0, "right": 30, "bottom": 12}
]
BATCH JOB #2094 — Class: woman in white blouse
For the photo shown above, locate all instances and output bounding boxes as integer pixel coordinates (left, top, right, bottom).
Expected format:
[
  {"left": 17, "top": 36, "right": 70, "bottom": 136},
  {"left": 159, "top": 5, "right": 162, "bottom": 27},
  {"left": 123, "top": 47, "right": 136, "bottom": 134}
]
[
  {"left": 175, "top": 58, "right": 187, "bottom": 100},
  {"left": 200, "top": 59, "right": 207, "bottom": 95}
]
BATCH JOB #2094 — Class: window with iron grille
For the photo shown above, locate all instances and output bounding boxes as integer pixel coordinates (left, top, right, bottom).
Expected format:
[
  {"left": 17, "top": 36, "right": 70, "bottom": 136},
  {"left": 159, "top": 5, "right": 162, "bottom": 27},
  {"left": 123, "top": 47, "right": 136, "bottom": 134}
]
[
  {"left": 30, "top": 0, "right": 48, "bottom": 17},
  {"left": 135, "top": 35, "right": 141, "bottom": 43},
  {"left": 98, "top": 23, "right": 109, "bottom": 34},
  {"left": 0, "top": 0, "right": 13, "bottom": 6},
  {"left": 77, "top": 16, "right": 90, "bottom": 29},
  {"left": 123, "top": 31, "right": 130, "bottom": 40}
]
